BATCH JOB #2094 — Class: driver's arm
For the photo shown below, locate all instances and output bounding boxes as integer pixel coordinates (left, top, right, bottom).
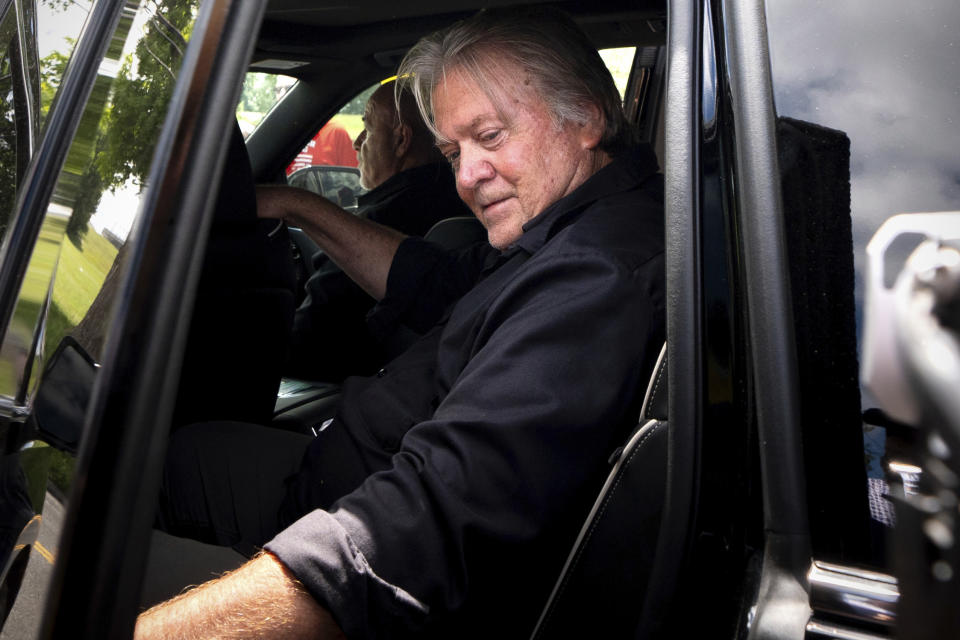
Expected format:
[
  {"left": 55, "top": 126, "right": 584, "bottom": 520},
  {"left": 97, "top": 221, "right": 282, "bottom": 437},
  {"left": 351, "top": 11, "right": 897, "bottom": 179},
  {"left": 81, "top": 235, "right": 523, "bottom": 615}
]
[
  {"left": 134, "top": 552, "right": 345, "bottom": 640},
  {"left": 257, "top": 184, "right": 404, "bottom": 300}
]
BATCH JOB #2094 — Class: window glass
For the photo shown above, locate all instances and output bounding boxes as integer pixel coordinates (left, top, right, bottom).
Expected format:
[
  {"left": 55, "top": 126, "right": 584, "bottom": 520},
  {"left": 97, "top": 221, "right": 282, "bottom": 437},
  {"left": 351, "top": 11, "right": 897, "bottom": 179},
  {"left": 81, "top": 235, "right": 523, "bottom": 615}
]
[
  {"left": 0, "top": 0, "right": 200, "bottom": 424},
  {"left": 286, "top": 82, "right": 373, "bottom": 176},
  {"left": 281, "top": 46, "right": 637, "bottom": 207},
  {"left": 0, "top": 11, "right": 26, "bottom": 240},
  {"left": 284, "top": 82, "right": 375, "bottom": 209},
  {"left": 766, "top": 0, "right": 960, "bottom": 558},
  {"left": 0, "top": 0, "right": 88, "bottom": 396},
  {"left": 236, "top": 71, "right": 295, "bottom": 137},
  {"left": 0, "top": 0, "right": 91, "bottom": 255},
  {"left": 599, "top": 46, "right": 636, "bottom": 101}
]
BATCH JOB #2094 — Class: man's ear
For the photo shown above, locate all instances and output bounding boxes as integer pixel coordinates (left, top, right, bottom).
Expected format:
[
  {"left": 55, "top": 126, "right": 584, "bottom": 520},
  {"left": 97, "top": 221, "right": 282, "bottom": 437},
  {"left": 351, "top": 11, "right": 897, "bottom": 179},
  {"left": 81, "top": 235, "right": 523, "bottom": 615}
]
[
  {"left": 394, "top": 121, "right": 413, "bottom": 159},
  {"left": 578, "top": 102, "right": 605, "bottom": 150}
]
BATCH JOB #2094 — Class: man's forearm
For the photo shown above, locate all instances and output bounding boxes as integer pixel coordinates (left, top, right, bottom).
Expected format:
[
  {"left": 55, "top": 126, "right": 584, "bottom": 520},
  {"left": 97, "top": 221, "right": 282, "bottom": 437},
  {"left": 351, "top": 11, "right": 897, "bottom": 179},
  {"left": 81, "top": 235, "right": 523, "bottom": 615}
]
[
  {"left": 258, "top": 185, "right": 404, "bottom": 300},
  {"left": 135, "top": 552, "right": 345, "bottom": 640}
]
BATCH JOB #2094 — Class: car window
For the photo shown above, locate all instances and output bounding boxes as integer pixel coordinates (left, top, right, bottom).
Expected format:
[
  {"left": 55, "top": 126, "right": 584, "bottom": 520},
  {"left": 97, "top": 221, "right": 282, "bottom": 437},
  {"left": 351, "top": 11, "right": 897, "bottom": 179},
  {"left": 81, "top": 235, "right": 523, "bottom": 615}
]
[
  {"left": 765, "top": 0, "right": 960, "bottom": 565},
  {"left": 0, "top": 0, "right": 198, "bottom": 485},
  {"left": 287, "top": 82, "right": 373, "bottom": 176},
  {"left": 236, "top": 71, "right": 295, "bottom": 138},
  {"left": 599, "top": 46, "right": 636, "bottom": 100},
  {"left": 0, "top": 0, "right": 91, "bottom": 254},
  {"left": 280, "top": 46, "right": 639, "bottom": 209},
  {"left": 282, "top": 81, "right": 373, "bottom": 208},
  {"left": 0, "top": 7, "right": 31, "bottom": 242},
  {"left": 0, "top": 0, "right": 97, "bottom": 402},
  {"left": 0, "top": 2, "right": 204, "bottom": 635}
]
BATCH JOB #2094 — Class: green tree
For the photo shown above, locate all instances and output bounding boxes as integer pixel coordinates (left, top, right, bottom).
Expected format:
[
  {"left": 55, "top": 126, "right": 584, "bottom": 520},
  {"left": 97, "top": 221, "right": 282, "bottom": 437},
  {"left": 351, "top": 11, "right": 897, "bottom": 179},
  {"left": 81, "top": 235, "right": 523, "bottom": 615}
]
[
  {"left": 340, "top": 84, "right": 377, "bottom": 115},
  {"left": 39, "top": 48, "right": 69, "bottom": 120},
  {"left": 240, "top": 72, "right": 279, "bottom": 114},
  {"left": 43, "top": 0, "right": 196, "bottom": 248},
  {"left": 0, "top": 31, "right": 20, "bottom": 241}
]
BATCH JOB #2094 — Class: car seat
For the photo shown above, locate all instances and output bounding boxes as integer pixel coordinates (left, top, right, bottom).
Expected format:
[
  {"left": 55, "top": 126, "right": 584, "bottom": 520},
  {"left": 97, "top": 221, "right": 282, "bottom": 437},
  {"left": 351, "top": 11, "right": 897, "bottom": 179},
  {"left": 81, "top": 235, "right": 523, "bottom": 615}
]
[
  {"left": 171, "top": 122, "right": 297, "bottom": 427},
  {"left": 530, "top": 344, "right": 668, "bottom": 638}
]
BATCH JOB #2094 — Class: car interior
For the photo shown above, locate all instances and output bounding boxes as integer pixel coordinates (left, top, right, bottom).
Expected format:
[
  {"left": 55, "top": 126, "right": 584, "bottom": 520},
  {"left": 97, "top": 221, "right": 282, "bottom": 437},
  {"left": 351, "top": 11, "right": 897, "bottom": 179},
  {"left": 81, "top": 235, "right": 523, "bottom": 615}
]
[
  {"left": 136, "top": 0, "right": 678, "bottom": 632},
  {"left": 235, "top": 0, "right": 668, "bottom": 434},
  {"left": 8, "top": 0, "right": 917, "bottom": 636}
]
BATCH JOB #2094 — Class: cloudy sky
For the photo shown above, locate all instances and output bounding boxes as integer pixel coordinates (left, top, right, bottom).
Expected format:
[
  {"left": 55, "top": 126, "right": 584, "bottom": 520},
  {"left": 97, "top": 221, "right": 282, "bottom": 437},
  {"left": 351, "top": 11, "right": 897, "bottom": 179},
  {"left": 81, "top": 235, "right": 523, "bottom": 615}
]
[
  {"left": 764, "top": 0, "right": 958, "bottom": 412},
  {"left": 765, "top": 0, "right": 959, "bottom": 267}
]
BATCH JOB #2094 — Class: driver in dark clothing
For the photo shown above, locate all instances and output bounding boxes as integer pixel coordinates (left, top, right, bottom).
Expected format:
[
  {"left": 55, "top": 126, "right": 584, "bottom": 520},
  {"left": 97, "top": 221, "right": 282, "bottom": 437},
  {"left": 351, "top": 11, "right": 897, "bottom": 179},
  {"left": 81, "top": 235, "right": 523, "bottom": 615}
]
[
  {"left": 278, "top": 82, "right": 473, "bottom": 381},
  {"left": 138, "top": 7, "right": 664, "bottom": 639}
]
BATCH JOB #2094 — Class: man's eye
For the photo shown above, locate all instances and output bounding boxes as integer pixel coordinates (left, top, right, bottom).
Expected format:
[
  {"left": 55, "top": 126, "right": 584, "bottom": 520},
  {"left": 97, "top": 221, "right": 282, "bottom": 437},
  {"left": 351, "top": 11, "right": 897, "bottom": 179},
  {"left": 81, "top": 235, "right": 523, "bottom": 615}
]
[
  {"left": 479, "top": 130, "right": 500, "bottom": 143},
  {"left": 445, "top": 150, "right": 460, "bottom": 167}
]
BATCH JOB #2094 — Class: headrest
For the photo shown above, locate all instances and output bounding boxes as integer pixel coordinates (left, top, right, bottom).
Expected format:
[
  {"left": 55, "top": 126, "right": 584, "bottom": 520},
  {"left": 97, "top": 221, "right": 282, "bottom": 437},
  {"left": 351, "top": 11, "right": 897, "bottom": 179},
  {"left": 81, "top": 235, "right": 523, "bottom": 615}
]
[{"left": 424, "top": 216, "right": 487, "bottom": 251}]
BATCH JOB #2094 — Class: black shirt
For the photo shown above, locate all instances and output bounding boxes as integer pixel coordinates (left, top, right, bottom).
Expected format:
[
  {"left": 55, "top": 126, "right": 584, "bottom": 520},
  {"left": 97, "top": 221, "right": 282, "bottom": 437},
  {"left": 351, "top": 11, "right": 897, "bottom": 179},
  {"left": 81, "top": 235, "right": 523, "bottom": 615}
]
[
  {"left": 266, "top": 145, "right": 665, "bottom": 638},
  {"left": 287, "top": 161, "right": 471, "bottom": 380},
  {"left": 360, "top": 161, "right": 470, "bottom": 237}
]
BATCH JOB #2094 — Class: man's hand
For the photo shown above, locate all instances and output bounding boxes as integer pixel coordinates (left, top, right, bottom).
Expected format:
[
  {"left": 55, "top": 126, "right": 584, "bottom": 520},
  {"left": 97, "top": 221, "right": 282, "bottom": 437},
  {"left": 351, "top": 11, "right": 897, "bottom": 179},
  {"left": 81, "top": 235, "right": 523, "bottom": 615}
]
[{"left": 135, "top": 552, "right": 345, "bottom": 640}]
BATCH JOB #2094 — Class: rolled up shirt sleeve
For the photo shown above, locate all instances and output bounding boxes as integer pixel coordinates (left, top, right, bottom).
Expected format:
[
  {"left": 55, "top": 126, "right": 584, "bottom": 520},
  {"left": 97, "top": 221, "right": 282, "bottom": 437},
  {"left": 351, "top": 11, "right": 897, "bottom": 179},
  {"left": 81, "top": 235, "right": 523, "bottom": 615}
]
[
  {"left": 366, "top": 237, "right": 494, "bottom": 340},
  {"left": 266, "top": 240, "right": 665, "bottom": 638}
]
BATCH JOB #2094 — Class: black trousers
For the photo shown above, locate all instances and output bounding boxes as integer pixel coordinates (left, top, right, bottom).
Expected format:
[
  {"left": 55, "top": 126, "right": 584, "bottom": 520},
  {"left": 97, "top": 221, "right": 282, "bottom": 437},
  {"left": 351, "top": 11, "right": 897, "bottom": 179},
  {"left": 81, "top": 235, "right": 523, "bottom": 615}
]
[{"left": 156, "top": 417, "right": 377, "bottom": 557}]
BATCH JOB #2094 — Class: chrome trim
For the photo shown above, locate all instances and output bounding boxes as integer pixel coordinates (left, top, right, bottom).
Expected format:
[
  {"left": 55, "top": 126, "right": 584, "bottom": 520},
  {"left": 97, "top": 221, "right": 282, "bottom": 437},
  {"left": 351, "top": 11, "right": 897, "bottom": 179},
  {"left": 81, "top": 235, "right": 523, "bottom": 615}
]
[
  {"left": 808, "top": 561, "right": 898, "bottom": 627},
  {"left": 806, "top": 620, "right": 891, "bottom": 640},
  {"left": 0, "top": 394, "right": 31, "bottom": 418}
]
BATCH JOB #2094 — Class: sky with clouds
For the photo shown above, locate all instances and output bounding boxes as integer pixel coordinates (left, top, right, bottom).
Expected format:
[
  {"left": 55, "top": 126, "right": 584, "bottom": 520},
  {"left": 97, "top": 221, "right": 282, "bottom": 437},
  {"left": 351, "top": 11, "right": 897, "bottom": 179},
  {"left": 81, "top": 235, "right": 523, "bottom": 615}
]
[
  {"left": 766, "top": 0, "right": 959, "bottom": 265},
  {"left": 765, "top": 0, "right": 958, "bottom": 412}
]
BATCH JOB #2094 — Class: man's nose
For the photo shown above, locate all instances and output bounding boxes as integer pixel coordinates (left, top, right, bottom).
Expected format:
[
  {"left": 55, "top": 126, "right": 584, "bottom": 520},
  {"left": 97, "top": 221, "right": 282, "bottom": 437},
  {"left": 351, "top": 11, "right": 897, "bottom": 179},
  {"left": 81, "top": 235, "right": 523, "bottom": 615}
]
[
  {"left": 353, "top": 130, "right": 366, "bottom": 151},
  {"left": 456, "top": 149, "right": 495, "bottom": 190}
]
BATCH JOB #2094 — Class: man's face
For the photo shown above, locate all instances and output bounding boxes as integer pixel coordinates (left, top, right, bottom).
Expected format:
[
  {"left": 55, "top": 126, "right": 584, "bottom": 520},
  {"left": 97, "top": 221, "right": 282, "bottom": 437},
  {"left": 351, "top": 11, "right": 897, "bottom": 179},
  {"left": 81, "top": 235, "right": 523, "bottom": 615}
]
[
  {"left": 433, "top": 65, "right": 603, "bottom": 249},
  {"left": 354, "top": 86, "right": 398, "bottom": 190}
]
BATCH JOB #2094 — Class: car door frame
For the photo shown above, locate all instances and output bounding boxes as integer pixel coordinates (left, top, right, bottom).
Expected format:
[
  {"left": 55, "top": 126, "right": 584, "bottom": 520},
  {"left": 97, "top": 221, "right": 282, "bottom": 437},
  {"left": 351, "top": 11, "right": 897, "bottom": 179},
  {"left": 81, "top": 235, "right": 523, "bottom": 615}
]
[
  {"left": 32, "top": 1, "right": 268, "bottom": 638},
  {"left": 651, "top": 0, "right": 814, "bottom": 636}
]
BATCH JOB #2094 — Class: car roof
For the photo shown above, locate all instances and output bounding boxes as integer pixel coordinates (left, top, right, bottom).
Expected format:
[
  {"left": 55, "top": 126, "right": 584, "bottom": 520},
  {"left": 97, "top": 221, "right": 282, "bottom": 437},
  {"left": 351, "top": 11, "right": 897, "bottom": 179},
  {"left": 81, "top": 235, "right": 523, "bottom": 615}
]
[{"left": 254, "top": 0, "right": 667, "bottom": 79}]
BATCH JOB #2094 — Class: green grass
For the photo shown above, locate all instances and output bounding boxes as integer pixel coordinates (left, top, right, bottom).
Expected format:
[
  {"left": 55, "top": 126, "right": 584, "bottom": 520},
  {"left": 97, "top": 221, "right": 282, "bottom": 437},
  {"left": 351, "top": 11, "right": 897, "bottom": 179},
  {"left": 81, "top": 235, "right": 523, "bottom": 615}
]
[
  {"left": 46, "top": 228, "right": 117, "bottom": 494},
  {"left": 6, "top": 221, "right": 118, "bottom": 494},
  {"left": 53, "top": 229, "right": 117, "bottom": 326}
]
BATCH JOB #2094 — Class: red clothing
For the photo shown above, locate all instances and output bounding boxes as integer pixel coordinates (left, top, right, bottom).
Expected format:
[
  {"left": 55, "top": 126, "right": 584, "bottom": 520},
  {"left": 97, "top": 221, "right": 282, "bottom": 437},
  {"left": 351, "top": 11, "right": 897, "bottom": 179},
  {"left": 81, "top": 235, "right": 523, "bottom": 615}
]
[{"left": 286, "top": 123, "right": 358, "bottom": 174}]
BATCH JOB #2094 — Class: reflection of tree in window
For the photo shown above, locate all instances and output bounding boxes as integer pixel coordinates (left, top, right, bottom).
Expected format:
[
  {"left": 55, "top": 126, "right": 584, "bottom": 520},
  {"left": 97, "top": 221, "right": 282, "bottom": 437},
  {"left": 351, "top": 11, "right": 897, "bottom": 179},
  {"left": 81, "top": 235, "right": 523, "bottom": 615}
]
[
  {"left": 0, "top": 12, "right": 30, "bottom": 246},
  {"left": 0, "top": 27, "right": 17, "bottom": 243},
  {"left": 45, "top": 1, "right": 197, "bottom": 359},
  {"left": 52, "top": 1, "right": 195, "bottom": 250}
]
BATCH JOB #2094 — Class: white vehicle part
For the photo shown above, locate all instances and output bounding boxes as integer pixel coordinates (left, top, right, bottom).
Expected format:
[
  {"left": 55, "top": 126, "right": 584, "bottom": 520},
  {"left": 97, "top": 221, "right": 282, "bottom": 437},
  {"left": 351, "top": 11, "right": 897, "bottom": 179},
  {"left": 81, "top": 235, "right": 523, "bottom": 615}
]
[{"left": 862, "top": 212, "right": 960, "bottom": 425}]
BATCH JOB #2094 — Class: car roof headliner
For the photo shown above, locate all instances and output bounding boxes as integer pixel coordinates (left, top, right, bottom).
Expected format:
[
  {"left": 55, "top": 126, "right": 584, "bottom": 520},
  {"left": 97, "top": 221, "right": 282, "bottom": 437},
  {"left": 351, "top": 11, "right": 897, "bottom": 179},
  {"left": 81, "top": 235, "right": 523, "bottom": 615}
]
[{"left": 255, "top": 0, "right": 667, "bottom": 78}]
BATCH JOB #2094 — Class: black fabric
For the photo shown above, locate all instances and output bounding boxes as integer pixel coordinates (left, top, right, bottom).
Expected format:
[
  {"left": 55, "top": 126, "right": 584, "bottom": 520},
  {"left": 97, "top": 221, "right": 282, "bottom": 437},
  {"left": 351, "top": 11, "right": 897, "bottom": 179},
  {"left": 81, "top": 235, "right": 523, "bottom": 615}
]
[
  {"left": 265, "top": 145, "right": 666, "bottom": 639},
  {"left": 172, "top": 123, "right": 297, "bottom": 427},
  {"left": 776, "top": 117, "right": 871, "bottom": 561},
  {"left": 360, "top": 161, "right": 470, "bottom": 237},
  {"left": 423, "top": 216, "right": 487, "bottom": 252},
  {"left": 156, "top": 421, "right": 311, "bottom": 556},
  {"left": 286, "top": 161, "right": 472, "bottom": 381}
]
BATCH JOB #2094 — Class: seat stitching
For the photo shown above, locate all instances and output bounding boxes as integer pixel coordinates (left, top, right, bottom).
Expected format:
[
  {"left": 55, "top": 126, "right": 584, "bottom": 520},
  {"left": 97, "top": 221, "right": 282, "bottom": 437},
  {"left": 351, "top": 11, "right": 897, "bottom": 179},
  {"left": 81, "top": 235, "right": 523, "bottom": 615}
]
[
  {"left": 537, "top": 421, "right": 665, "bottom": 634},
  {"left": 644, "top": 361, "right": 667, "bottom": 419}
]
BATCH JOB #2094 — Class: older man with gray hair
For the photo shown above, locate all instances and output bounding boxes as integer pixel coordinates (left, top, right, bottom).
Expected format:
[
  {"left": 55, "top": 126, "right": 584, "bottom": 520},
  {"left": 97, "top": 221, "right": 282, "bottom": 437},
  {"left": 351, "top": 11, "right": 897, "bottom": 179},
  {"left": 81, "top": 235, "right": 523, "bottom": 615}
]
[{"left": 137, "top": 6, "right": 664, "bottom": 639}]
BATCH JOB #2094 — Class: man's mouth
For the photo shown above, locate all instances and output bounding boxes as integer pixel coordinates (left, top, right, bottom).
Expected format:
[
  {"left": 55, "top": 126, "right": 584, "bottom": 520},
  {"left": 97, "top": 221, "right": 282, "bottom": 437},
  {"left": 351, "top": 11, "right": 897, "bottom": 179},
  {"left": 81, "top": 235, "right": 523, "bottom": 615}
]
[{"left": 478, "top": 195, "right": 513, "bottom": 212}]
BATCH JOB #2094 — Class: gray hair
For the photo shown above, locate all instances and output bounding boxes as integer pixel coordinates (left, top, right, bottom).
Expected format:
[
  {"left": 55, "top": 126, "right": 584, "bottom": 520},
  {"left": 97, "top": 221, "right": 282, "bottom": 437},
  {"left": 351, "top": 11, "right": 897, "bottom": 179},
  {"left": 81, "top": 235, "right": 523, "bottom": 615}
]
[{"left": 397, "top": 6, "right": 636, "bottom": 157}]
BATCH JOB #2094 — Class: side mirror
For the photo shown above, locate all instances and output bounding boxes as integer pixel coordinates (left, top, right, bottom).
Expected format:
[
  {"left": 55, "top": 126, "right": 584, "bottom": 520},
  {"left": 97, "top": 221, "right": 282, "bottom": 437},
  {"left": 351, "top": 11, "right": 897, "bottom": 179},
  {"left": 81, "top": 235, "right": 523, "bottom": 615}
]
[
  {"left": 29, "top": 336, "right": 97, "bottom": 453},
  {"left": 287, "top": 165, "right": 365, "bottom": 211}
]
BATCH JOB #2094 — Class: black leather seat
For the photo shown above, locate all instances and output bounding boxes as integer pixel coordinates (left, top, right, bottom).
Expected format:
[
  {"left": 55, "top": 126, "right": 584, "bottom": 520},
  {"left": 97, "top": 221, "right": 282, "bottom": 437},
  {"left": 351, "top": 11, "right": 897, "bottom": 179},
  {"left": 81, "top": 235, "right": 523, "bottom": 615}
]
[
  {"left": 172, "top": 123, "right": 297, "bottom": 427},
  {"left": 530, "top": 343, "right": 668, "bottom": 638}
]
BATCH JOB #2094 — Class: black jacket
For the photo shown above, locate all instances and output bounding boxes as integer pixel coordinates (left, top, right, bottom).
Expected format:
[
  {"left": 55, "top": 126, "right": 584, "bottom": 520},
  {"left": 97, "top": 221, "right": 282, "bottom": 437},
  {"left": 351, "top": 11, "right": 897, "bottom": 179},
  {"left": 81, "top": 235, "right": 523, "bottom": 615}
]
[
  {"left": 267, "top": 145, "right": 665, "bottom": 639},
  {"left": 286, "top": 161, "right": 471, "bottom": 380}
]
